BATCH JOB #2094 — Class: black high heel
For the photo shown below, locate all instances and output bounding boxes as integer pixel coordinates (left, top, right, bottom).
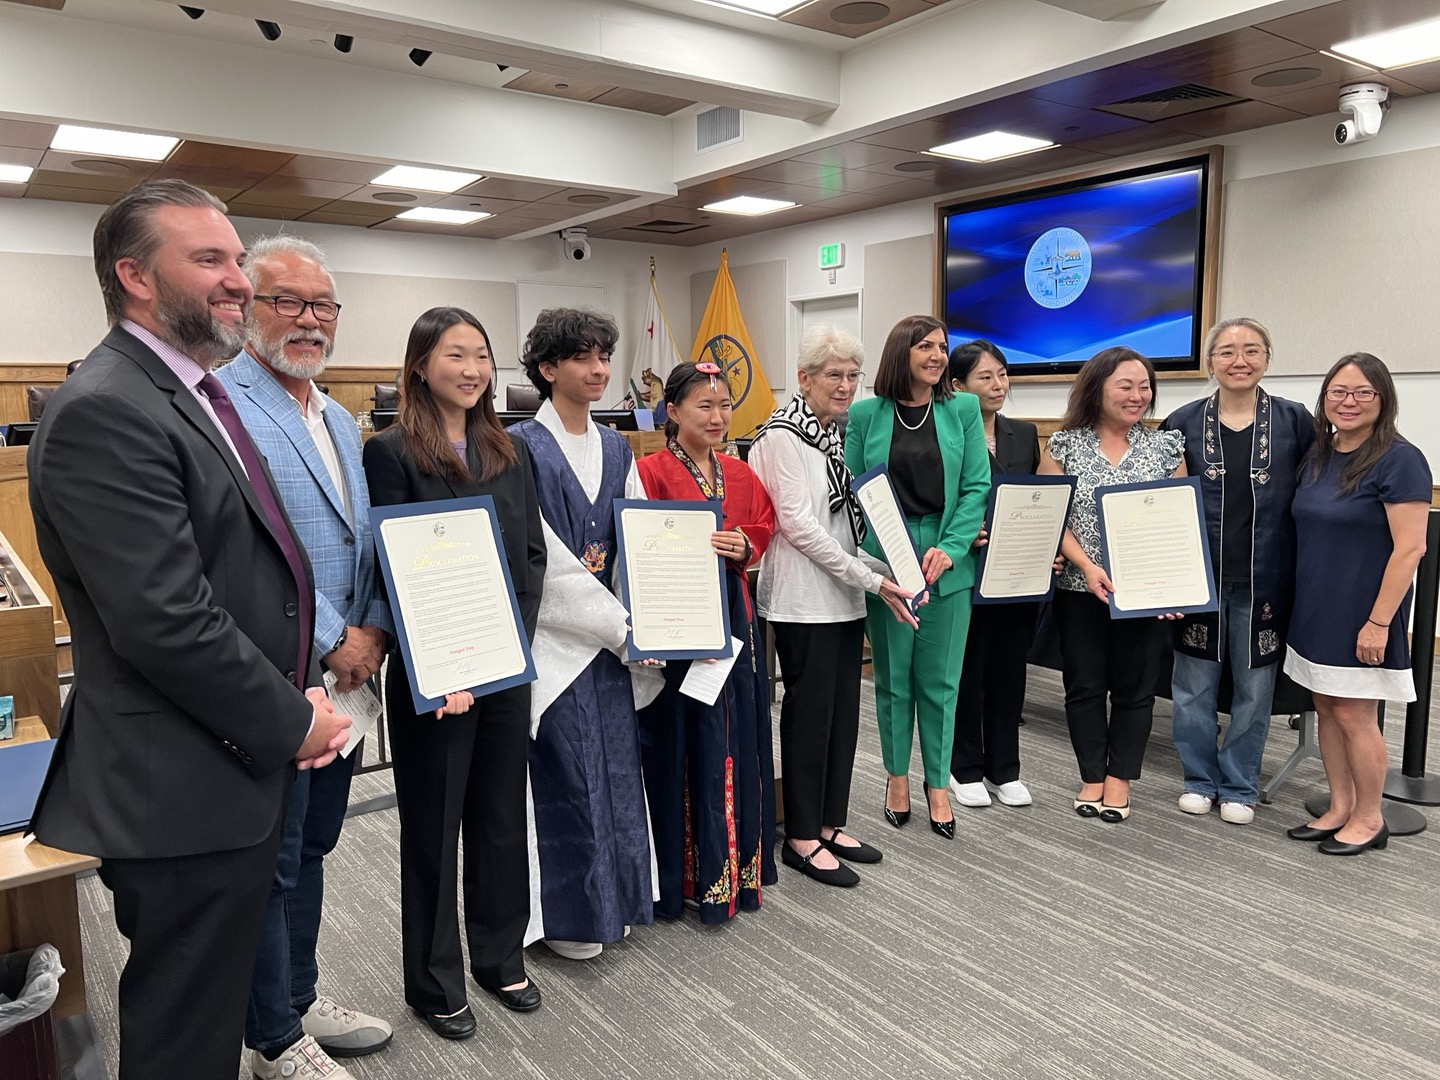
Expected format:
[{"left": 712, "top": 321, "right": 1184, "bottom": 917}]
[
  {"left": 1317, "top": 822, "right": 1389, "bottom": 856},
  {"left": 883, "top": 778, "right": 911, "bottom": 828},
  {"left": 925, "top": 785, "right": 954, "bottom": 839}
]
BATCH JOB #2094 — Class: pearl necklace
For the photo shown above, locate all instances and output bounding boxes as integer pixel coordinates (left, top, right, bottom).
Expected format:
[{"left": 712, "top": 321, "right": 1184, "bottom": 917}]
[{"left": 896, "top": 397, "right": 933, "bottom": 431}]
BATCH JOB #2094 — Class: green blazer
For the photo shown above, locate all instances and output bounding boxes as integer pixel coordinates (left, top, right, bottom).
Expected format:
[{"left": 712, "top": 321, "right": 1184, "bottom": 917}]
[{"left": 844, "top": 392, "right": 991, "bottom": 597}]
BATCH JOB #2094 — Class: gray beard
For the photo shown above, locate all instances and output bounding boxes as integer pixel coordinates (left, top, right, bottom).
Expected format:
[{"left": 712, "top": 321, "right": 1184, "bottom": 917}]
[
  {"left": 248, "top": 327, "right": 333, "bottom": 380},
  {"left": 153, "top": 277, "right": 249, "bottom": 366}
]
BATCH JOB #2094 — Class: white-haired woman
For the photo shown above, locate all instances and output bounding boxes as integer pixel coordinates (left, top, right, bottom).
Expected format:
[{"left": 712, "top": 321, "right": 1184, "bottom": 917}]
[{"left": 750, "top": 325, "right": 916, "bottom": 888}]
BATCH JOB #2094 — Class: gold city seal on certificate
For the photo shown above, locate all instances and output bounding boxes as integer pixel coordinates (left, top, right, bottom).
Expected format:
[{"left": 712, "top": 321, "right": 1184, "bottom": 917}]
[
  {"left": 372, "top": 498, "right": 535, "bottom": 710},
  {"left": 614, "top": 500, "right": 731, "bottom": 660},
  {"left": 976, "top": 477, "right": 1075, "bottom": 603},
  {"left": 1095, "top": 479, "right": 1216, "bottom": 618}
]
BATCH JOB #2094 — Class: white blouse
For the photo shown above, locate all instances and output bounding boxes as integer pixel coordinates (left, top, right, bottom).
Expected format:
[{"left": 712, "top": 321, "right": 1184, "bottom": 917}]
[{"left": 749, "top": 428, "right": 885, "bottom": 623}]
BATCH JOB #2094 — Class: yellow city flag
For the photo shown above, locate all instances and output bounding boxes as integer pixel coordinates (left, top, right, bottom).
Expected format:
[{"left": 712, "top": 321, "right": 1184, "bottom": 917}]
[{"left": 690, "top": 249, "right": 776, "bottom": 440}]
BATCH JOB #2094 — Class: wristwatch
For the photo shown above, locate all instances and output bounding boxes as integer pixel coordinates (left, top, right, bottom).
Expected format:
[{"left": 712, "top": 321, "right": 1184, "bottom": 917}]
[{"left": 326, "top": 626, "right": 348, "bottom": 656}]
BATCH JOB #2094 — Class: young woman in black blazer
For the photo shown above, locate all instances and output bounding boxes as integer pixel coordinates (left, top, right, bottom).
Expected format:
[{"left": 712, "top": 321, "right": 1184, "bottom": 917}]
[
  {"left": 363, "top": 307, "right": 546, "bottom": 1039},
  {"left": 947, "top": 341, "right": 1042, "bottom": 811}
]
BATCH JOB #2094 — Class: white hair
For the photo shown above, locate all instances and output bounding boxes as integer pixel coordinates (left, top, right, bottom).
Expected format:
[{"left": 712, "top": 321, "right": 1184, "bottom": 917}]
[
  {"left": 797, "top": 323, "right": 863, "bottom": 376},
  {"left": 243, "top": 234, "right": 336, "bottom": 293}
]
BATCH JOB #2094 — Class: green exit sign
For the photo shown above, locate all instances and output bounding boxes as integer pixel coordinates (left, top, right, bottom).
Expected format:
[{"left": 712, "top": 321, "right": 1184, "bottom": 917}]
[{"left": 818, "top": 242, "right": 846, "bottom": 270}]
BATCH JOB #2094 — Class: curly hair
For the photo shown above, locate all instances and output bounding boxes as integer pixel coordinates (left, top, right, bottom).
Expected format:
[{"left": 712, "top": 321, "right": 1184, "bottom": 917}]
[{"left": 520, "top": 307, "right": 620, "bottom": 400}]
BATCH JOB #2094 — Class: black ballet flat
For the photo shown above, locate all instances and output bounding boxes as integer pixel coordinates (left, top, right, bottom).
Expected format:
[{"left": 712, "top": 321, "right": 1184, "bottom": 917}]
[
  {"left": 484, "top": 978, "right": 541, "bottom": 1013},
  {"left": 413, "top": 1006, "right": 476, "bottom": 1040},
  {"left": 1318, "top": 823, "right": 1389, "bottom": 856},
  {"left": 1098, "top": 801, "right": 1131, "bottom": 824},
  {"left": 1286, "top": 823, "right": 1341, "bottom": 842},
  {"left": 820, "top": 829, "right": 883, "bottom": 864},
  {"left": 883, "top": 779, "right": 911, "bottom": 829},
  {"left": 781, "top": 841, "right": 860, "bottom": 887}
]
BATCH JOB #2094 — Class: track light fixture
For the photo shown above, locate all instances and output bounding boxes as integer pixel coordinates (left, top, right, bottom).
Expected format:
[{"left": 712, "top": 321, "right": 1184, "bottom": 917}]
[
  {"left": 178, "top": 6, "right": 205, "bottom": 18},
  {"left": 408, "top": 48, "right": 432, "bottom": 66},
  {"left": 256, "top": 20, "right": 282, "bottom": 41},
  {"left": 334, "top": 34, "right": 354, "bottom": 53}
]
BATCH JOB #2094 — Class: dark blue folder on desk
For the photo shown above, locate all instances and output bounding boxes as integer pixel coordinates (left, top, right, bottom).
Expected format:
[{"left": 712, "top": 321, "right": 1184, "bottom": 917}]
[{"left": 0, "top": 738, "right": 55, "bottom": 834}]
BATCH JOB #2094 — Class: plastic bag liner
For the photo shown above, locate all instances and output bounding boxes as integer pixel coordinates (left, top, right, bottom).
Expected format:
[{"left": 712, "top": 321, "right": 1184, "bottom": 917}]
[{"left": 0, "top": 944, "right": 63, "bottom": 1035}]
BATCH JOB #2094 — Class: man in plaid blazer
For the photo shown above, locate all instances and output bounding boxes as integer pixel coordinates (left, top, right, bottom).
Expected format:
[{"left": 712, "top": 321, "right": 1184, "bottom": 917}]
[{"left": 218, "top": 235, "right": 393, "bottom": 1080}]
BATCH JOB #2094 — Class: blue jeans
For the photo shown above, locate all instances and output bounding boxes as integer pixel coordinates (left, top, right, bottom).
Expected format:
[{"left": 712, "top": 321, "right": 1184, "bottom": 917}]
[
  {"left": 245, "top": 748, "right": 357, "bottom": 1058},
  {"left": 1170, "top": 582, "right": 1277, "bottom": 805}
]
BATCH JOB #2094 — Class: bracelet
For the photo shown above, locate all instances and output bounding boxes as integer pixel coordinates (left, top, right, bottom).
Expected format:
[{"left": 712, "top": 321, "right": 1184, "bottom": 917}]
[
  {"left": 326, "top": 626, "right": 348, "bottom": 656},
  {"left": 1367, "top": 618, "right": 1388, "bottom": 628}
]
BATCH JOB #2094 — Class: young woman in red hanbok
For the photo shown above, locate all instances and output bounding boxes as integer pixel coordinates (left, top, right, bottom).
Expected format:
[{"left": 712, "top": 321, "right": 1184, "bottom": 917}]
[{"left": 636, "top": 362, "right": 777, "bottom": 924}]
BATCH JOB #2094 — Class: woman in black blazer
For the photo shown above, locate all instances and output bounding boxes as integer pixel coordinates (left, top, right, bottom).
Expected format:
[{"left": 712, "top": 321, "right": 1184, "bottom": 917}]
[
  {"left": 946, "top": 340, "right": 1042, "bottom": 810},
  {"left": 363, "top": 307, "right": 546, "bottom": 1040}
]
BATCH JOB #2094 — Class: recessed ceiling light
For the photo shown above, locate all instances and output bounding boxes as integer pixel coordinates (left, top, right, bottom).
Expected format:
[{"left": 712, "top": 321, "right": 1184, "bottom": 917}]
[
  {"left": 1331, "top": 15, "right": 1440, "bottom": 69},
  {"left": 0, "top": 164, "right": 34, "bottom": 184},
  {"left": 701, "top": 195, "right": 797, "bottom": 216},
  {"left": 370, "top": 165, "right": 483, "bottom": 193},
  {"left": 396, "top": 207, "right": 491, "bottom": 225},
  {"left": 925, "top": 131, "right": 1055, "bottom": 163},
  {"left": 692, "top": 0, "right": 798, "bottom": 16},
  {"left": 49, "top": 125, "right": 179, "bottom": 162}
]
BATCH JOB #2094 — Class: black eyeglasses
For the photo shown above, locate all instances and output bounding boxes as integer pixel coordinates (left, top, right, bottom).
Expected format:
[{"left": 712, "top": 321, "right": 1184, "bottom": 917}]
[{"left": 254, "top": 295, "right": 342, "bottom": 322}]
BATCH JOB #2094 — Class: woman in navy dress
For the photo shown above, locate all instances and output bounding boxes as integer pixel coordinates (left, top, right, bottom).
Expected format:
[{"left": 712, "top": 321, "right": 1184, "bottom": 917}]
[{"left": 1283, "top": 353, "right": 1430, "bottom": 855}]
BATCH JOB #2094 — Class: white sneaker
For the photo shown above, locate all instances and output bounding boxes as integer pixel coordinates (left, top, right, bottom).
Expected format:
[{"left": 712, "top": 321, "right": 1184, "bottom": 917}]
[
  {"left": 301, "top": 996, "right": 392, "bottom": 1057},
  {"left": 948, "top": 779, "right": 991, "bottom": 807},
  {"left": 1219, "top": 802, "right": 1255, "bottom": 825},
  {"left": 544, "top": 939, "right": 603, "bottom": 960},
  {"left": 1177, "top": 793, "right": 1214, "bottom": 815},
  {"left": 251, "top": 1034, "right": 354, "bottom": 1079},
  {"left": 986, "top": 780, "right": 1033, "bottom": 807}
]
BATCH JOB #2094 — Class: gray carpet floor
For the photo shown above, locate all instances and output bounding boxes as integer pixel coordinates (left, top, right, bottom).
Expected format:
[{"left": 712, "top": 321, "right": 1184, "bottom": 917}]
[{"left": 75, "top": 668, "right": 1440, "bottom": 1079}]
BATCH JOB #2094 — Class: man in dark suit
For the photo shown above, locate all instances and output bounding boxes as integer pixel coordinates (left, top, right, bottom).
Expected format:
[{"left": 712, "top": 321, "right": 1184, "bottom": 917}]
[{"left": 28, "top": 179, "right": 350, "bottom": 1080}]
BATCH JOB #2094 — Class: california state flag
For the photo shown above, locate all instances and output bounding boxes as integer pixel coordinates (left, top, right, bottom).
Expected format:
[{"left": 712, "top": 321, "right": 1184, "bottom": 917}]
[{"left": 619, "top": 264, "right": 681, "bottom": 409}]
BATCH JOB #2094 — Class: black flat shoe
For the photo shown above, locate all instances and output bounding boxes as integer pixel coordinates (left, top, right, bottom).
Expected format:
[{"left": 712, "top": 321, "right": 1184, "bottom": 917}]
[
  {"left": 883, "top": 779, "right": 911, "bottom": 829},
  {"left": 781, "top": 841, "right": 860, "bottom": 887},
  {"left": 1098, "top": 801, "right": 1131, "bottom": 823},
  {"left": 1286, "top": 823, "right": 1341, "bottom": 842},
  {"left": 485, "top": 979, "right": 541, "bottom": 1013},
  {"left": 820, "top": 829, "right": 882, "bottom": 864},
  {"left": 413, "top": 1006, "right": 476, "bottom": 1040},
  {"left": 1073, "top": 798, "right": 1102, "bottom": 819},
  {"left": 1318, "top": 822, "right": 1389, "bottom": 856}
]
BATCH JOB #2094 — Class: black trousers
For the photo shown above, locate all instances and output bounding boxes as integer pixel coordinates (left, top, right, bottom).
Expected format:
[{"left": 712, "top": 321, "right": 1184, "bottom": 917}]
[
  {"left": 98, "top": 786, "right": 290, "bottom": 1080},
  {"left": 773, "top": 618, "right": 864, "bottom": 839},
  {"left": 388, "top": 661, "right": 531, "bottom": 1015},
  {"left": 1052, "top": 588, "right": 1168, "bottom": 783},
  {"left": 950, "top": 601, "right": 1038, "bottom": 785}
]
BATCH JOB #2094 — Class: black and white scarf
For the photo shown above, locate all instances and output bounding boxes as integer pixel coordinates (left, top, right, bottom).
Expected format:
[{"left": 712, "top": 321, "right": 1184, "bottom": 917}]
[{"left": 754, "top": 391, "right": 866, "bottom": 544}]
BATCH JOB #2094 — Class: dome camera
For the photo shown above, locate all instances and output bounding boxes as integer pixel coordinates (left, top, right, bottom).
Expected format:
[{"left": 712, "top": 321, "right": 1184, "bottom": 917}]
[
  {"left": 1334, "top": 82, "right": 1389, "bottom": 145},
  {"left": 560, "top": 227, "right": 592, "bottom": 262}
]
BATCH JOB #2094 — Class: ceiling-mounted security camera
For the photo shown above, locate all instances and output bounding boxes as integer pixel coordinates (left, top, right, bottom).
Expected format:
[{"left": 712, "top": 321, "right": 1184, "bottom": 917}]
[
  {"left": 560, "top": 227, "right": 592, "bottom": 262},
  {"left": 1334, "top": 82, "right": 1390, "bottom": 145}
]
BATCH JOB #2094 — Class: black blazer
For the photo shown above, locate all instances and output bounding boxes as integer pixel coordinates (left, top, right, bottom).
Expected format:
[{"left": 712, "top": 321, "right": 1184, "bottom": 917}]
[
  {"left": 28, "top": 326, "right": 317, "bottom": 860},
  {"left": 362, "top": 426, "right": 546, "bottom": 643},
  {"left": 991, "top": 413, "right": 1040, "bottom": 476}
]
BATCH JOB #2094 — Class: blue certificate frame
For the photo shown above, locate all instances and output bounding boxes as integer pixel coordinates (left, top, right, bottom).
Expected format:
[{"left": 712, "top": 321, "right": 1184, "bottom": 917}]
[
  {"left": 613, "top": 498, "right": 733, "bottom": 662},
  {"left": 371, "top": 495, "right": 537, "bottom": 714},
  {"left": 851, "top": 464, "right": 929, "bottom": 613},
  {"left": 1094, "top": 476, "right": 1217, "bottom": 620},
  {"left": 972, "top": 473, "right": 1076, "bottom": 605}
]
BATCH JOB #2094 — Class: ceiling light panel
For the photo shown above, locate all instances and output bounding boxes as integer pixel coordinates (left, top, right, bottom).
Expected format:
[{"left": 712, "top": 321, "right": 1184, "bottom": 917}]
[
  {"left": 49, "top": 125, "right": 179, "bottom": 162},
  {"left": 396, "top": 207, "right": 491, "bottom": 225},
  {"left": 702, "top": 195, "right": 797, "bottom": 215},
  {"left": 0, "top": 164, "right": 34, "bottom": 184},
  {"left": 1331, "top": 16, "right": 1440, "bottom": 69},
  {"left": 370, "top": 165, "right": 484, "bottom": 193},
  {"left": 694, "top": 0, "right": 798, "bottom": 15},
  {"left": 925, "top": 131, "right": 1055, "bottom": 162}
]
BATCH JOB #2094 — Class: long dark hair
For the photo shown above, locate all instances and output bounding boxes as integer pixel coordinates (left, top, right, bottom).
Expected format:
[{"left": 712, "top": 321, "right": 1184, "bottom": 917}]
[
  {"left": 1057, "top": 346, "right": 1156, "bottom": 432},
  {"left": 872, "top": 315, "right": 954, "bottom": 402},
  {"left": 397, "top": 306, "right": 517, "bottom": 483},
  {"left": 948, "top": 338, "right": 1008, "bottom": 385},
  {"left": 1305, "top": 352, "right": 1402, "bottom": 496}
]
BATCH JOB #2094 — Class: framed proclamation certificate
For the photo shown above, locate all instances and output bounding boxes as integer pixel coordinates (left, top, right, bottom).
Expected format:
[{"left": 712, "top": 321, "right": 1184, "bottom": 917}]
[
  {"left": 371, "top": 496, "right": 537, "bottom": 714},
  {"left": 614, "top": 499, "right": 733, "bottom": 662},
  {"left": 974, "top": 474, "right": 1075, "bottom": 605},
  {"left": 851, "top": 465, "right": 928, "bottom": 613},
  {"left": 1094, "top": 478, "right": 1217, "bottom": 619}
]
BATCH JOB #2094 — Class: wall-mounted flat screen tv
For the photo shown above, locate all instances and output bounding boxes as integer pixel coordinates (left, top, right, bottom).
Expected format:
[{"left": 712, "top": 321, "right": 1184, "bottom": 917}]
[{"left": 938, "top": 150, "right": 1220, "bottom": 377}]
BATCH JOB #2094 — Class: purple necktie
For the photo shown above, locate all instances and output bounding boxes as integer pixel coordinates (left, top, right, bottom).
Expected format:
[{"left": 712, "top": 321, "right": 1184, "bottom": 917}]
[{"left": 198, "top": 373, "right": 313, "bottom": 689}]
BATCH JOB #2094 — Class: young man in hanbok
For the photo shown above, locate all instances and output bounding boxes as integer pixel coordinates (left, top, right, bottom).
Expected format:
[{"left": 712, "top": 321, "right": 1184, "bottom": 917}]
[{"left": 513, "top": 308, "right": 659, "bottom": 958}]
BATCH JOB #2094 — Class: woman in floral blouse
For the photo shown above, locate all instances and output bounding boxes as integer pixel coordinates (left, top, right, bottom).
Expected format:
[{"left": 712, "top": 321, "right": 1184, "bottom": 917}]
[{"left": 1039, "top": 347, "right": 1186, "bottom": 823}]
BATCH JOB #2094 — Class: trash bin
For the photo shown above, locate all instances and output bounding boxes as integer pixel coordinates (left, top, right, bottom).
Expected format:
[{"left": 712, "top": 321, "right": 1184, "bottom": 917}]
[{"left": 0, "top": 944, "right": 63, "bottom": 1080}]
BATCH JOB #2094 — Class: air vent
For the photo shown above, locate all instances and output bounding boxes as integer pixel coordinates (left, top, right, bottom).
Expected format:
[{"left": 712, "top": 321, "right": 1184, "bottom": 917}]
[
  {"left": 629, "top": 219, "right": 708, "bottom": 234},
  {"left": 696, "top": 106, "right": 742, "bottom": 153},
  {"left": 1097, "top": 83, "right": 1249, "bottom": 122}
]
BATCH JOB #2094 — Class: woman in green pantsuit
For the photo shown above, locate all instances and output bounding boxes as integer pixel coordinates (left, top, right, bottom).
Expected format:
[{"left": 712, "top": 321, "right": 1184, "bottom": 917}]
[{"left": 844, "top": 315, "right": 991, "bottom": 839}]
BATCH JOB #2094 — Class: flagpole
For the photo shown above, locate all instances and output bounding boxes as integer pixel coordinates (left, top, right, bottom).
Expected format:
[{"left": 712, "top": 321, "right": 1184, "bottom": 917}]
[{"left": 649, "top": 255, "right": 684, "bottom": 366}]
